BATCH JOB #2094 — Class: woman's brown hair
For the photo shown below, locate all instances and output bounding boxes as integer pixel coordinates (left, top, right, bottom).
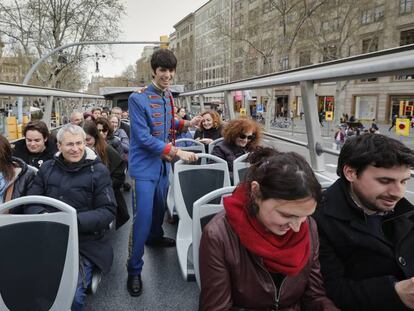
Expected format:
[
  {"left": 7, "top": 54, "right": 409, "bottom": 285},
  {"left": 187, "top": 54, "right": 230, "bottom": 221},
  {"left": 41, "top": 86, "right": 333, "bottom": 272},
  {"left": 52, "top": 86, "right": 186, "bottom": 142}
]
[
  {"left": 245, "top": 147, "right": 322, "bottom": 216},
  {"left": 222, "top": 117, "right": 262, "bottom": 150},
  {"left": 95, "top": 117, "right": 114, "bottom": 138},
  {"left": 0, "top": 134, "right": 15, "bottom": 181},
  {"left": 200, "top": 111, "right": 221, "bottom": 130},
  {"left": 82, "top": 121, "right": 109, "bottom": 165}
]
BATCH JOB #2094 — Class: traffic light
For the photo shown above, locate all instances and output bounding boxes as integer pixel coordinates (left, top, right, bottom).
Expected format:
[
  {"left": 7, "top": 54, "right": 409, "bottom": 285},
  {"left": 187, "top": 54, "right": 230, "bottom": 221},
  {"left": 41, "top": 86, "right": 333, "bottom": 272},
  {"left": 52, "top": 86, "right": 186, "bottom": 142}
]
[{"left": 160, "top": 35, "right": 169, "bottom": 49}]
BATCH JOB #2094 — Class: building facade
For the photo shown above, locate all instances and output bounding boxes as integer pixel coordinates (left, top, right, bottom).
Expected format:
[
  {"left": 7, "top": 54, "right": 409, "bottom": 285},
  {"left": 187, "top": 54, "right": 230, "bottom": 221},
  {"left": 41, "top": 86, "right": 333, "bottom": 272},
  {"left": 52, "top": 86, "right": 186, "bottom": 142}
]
[{"left": 173, "top": 14, "right": 196, "bottom": 91}]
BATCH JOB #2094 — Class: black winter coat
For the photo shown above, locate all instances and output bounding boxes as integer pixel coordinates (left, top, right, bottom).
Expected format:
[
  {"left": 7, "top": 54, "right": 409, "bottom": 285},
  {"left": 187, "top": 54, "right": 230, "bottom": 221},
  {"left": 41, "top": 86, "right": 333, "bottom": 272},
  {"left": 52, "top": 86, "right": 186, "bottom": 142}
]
[
  {"left": 26, "top": 148, "right": 116, "bottom": 274},
  {"left": 4, "top": 157, "right": 37, "bottom": 213},
  {"left": 105, "top": 144, "right": 129, "bottom": 229},
  {"left": 12, "top": 138, "right": 57, "bottom": 169},
  {"left": 313, "top": 178, "right": 414, "bottom": 311},
  {"left": 211, "top": 140, "right": 247, "bottom": 172}
]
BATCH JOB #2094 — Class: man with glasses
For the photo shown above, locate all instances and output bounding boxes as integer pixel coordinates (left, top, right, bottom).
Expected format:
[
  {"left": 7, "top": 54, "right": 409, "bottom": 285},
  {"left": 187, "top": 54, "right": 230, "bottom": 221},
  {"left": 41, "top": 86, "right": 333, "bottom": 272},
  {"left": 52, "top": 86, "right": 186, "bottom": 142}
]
[{"left": 26, "top": 124, "right": 116, "bottom": 311}]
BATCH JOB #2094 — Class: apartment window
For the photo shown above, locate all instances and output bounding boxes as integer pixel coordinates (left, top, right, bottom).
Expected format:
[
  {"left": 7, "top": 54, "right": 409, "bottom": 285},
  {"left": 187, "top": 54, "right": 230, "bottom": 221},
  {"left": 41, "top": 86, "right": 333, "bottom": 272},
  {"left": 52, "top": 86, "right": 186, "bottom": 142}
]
[
  {"left": 235, "top": 0, "right": 243, "bottom": 11},
  {"left": 362, "top": 37, "right": 379, "bottom": 53},
  {"left": 323, "top": 44, "right": 337, "bottom": 61},
  {"left": 299, "top": 51, "right": 312, "bottom": 67},
  {"left": 281, "top": 56, "right": 289, "bottom": 70},
  {"left": 400, "top": 29, "right": 414, "bottom": 46},
  {"left": 262, "top": 0, "right": 275, "bottom": 14},
  {"left": 374, "top": 5, "right": 384, "bottom": 21},
  {"left": 361, "top": 9, "right": 372, "bottom": 24},
  {"left": 400, "top": 0, "right": 412, "bottom": 14},
  {"left": 248, "top": 25, "right": 258, "bottom": 37},
  {"left": 321, "top": 21, "right": 330, "bottom": 31}
]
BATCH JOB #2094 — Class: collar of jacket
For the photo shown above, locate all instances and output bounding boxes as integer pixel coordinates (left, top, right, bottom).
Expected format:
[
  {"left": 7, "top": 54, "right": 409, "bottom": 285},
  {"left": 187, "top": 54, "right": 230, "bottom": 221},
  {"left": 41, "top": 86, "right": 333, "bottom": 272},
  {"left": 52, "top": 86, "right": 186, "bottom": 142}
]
[
  {"left": 147, "top": 83, "right": 170, "bottom": 97},
  {"left": 53, "top": 146, "right": 98, "bottom": 172},
  {"left": 322, "top": 178, "right": 414, "bottom": 222}
]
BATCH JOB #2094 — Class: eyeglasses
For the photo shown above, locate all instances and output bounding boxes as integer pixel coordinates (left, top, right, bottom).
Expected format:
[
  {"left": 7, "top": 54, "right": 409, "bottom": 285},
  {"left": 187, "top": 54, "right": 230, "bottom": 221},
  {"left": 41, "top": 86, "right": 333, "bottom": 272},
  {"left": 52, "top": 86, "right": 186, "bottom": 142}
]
[
  {"left": 239, "top": 134, "right": 255, "bottom": 140},
  {"left": 98, "top": 128, "right": 108, "bottom": 133}
]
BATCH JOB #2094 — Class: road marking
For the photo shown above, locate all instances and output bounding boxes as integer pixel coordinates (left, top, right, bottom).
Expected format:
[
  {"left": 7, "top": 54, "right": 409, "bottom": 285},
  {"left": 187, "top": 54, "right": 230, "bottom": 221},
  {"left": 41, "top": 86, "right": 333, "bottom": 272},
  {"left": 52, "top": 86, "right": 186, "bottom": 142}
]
[
  {"left": 326, "top": 164, "right": 337, "bottom": 168},
  {"left": 406, "top": 190, "right": 414, "bottom": 194}
]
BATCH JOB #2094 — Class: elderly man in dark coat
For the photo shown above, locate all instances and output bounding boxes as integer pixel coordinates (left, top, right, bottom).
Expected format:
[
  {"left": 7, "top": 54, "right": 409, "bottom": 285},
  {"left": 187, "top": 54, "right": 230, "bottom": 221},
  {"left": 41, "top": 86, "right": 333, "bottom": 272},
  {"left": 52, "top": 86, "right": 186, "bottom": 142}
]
[
  {"left": 313, "top": 134, "right": 414, "bottom": 311},
  {"left": 26, "top": 124, "right": 116, "bottom": 311}
]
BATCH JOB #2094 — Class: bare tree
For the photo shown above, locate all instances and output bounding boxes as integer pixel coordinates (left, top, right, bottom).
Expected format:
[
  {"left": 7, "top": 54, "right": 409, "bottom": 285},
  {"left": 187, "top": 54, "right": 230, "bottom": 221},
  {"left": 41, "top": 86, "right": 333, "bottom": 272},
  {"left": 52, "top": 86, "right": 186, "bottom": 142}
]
[
  {"left": 0, "top": 0, "right": 125, "bottom": 89},
  {"left": 306, "top": 0, "right": 384, "bottom": 125},
  {"left": 212, "top": 0, "right": 326, "bottom": 80}
]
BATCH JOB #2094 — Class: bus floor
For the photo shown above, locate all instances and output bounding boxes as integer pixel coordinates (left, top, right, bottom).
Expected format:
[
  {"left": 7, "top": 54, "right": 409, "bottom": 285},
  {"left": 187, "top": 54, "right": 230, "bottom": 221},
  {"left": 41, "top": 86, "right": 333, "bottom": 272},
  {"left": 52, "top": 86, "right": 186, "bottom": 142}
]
[{"left": 84, "top": 190, "right": 199, "bottom": 311}]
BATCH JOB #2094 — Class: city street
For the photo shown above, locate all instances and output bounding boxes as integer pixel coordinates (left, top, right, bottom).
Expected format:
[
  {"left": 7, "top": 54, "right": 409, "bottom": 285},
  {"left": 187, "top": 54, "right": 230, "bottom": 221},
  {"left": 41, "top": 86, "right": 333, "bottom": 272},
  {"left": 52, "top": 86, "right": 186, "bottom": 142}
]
[{"left": 264, "top": 118, "right": 414, "bottom": 203}]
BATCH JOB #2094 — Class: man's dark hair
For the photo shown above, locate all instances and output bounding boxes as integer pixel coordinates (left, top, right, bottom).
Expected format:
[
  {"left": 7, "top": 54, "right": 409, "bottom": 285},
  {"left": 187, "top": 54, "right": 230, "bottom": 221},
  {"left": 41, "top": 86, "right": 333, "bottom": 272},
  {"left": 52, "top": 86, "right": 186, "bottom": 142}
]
[
  {"left": 23, "top": 120, "right": 49, "bottom": 139},
  {"left": 150, "top": 49, "right": 177, "bottom": 72},
  {"left": 337, "top": 134, "right": 414, "bottom": 178}
]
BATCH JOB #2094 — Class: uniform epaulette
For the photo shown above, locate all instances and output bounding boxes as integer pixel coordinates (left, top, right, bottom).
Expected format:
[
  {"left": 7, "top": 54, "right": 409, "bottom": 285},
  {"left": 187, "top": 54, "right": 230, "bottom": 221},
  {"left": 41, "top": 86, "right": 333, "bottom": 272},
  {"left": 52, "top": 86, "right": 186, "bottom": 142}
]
[{"left": 135, "top": 87, "right": 147, "bottom": 93}]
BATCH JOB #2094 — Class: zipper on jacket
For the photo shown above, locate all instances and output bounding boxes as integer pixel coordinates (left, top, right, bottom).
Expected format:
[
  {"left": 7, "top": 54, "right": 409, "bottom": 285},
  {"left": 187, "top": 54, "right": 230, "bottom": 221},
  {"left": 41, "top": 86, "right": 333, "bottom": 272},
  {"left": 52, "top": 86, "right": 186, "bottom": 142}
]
[{"left": 254, "top": 256, "right": 286, "bottom": 311}]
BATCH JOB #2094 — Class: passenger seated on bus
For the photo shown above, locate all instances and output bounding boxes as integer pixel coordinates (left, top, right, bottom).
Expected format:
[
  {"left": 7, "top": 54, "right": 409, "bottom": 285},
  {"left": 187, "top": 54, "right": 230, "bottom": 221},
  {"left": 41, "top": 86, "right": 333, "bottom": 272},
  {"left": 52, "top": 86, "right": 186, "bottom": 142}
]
[
  {"left": 83, "top": 121, "right": 129, "bottom": 229},
  {"left": 194, "top": 111, "right": 223, "bottom": 152},
  {"left": 70, "top": 111, "right": 85, "bottom": 126},
  {"left": 211, "top": 117, "right": 262, "bottom": 174},
  {"left": 177, "top": 107, "right": 190, "bottom": 121},
  {"left": 175, "top": 106, "right": 194, "bottom": 147},
  {"left": 25, "top": 124, "right": 116, "bottom": 311},
  {"left": 109, "top": 114, "right": 129, "bottom": 159},
  {"left": 199, "top": 147, "right": 338, "bottom": 311},
  {"left": 0, "top": 134, "right": 36, "bottom": 213},
  {"left": 12, "top": 120, "right": 57, "bottom": 169},
  {"left": 111, "top": 106, "right": 130, "bottom": 138},
  {"left": 91, "top": 107, "right": 102, "bottom": 120},
  {"left": 313, "top": 134, "right": 414, "bottom": 311},
  {"left": 95, "top": 117, "right": 123, "bottom": 156}
]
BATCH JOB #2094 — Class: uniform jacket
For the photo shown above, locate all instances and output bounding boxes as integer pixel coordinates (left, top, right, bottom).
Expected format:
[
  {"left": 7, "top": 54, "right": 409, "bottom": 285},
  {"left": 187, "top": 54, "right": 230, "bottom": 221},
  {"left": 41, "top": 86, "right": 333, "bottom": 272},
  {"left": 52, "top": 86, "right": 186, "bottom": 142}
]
[
  {"left": 128, "top": 84, "right": 186, "bottom": 180},
  {"left": 211, "top": 140, "right": 247, "bottom": 172},
  {"left": 12, "top": 138, "right": 58, "bottom": 169},
  {"left": 200, "top": 211, "right": 338, "bottom": 311},
  {"left": 313, "top": 178, "right": 414, "bottom": 311},
  {"left": 26, "top": 147, "right": 117, "bottom": 274}
]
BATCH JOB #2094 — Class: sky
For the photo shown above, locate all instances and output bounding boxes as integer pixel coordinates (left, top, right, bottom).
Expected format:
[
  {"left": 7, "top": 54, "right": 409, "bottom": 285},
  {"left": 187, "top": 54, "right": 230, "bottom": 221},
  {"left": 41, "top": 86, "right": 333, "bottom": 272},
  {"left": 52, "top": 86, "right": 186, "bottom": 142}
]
[{"left": 86, "top": 0, "right": 209, "bottom": 79}]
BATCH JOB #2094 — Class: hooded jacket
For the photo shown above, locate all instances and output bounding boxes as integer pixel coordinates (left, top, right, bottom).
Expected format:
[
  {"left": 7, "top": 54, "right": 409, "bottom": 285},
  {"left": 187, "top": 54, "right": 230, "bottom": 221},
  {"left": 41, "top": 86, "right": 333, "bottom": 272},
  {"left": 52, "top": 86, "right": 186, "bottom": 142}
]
[{"left": 26, "top": 147, "right": 116, "bottom": 273}]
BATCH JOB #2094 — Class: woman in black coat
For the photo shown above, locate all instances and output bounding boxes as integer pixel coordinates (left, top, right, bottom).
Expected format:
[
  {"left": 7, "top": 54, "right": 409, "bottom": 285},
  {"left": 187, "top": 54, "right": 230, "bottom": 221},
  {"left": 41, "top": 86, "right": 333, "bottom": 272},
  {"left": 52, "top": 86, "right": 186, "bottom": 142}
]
[
  {"left": 0, "top": 134, "right": 36, "bottom": 211},
  {"left": 211, "top": 117, "right": 262, "bottom": 174},
  {"left": 83, "top": 121, "right": 129, "bottom": 229},
  {"left": 194, "top": 111, "right": 223, "bottom": 152}
]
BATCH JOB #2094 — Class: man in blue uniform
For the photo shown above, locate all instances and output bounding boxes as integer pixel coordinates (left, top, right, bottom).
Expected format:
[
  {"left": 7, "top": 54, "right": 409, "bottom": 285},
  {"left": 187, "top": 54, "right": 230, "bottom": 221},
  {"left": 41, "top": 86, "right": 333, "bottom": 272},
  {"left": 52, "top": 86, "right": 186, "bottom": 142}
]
[{"left": 127, "top": 49, "right": 201, "bottom": 297}]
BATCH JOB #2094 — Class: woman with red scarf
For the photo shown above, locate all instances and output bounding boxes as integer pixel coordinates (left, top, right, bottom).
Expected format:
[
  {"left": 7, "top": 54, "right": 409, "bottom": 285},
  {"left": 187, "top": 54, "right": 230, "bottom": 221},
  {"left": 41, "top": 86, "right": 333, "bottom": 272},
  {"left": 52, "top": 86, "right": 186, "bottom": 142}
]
[{"left": 199, "top": 147, "right": 339, "bottom": 311}]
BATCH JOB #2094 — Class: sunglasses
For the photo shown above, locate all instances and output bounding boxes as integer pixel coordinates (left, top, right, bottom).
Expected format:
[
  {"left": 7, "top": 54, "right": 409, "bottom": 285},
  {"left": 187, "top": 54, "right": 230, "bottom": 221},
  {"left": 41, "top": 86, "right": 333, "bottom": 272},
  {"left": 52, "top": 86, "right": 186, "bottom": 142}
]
[
  {"left": 239, "top": 134, "right": 255, "bottom": 140},
  {"left": 98, "top": 128, "right": 108, "bottom": 133}
]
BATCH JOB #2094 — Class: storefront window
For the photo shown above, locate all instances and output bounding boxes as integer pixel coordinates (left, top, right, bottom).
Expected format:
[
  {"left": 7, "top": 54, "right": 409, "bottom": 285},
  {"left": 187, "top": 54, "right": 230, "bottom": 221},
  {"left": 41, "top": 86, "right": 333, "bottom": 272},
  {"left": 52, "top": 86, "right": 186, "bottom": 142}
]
[
  {"left": 390, "top": 95, "right": 414, "bottom": 119},
  {"left": 355, "top": 95, "right": 377, "bottom": 120},
  {"left": 318, "top": 96, "right": 335, "bottom": 112}
]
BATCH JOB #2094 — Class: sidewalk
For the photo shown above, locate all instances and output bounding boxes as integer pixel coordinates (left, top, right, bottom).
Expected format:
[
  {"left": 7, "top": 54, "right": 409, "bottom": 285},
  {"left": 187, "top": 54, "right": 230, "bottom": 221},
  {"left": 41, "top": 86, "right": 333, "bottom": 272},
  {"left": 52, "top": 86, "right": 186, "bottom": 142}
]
[{"left": 268, "top": 118, "right": 414, "bottom": 150}]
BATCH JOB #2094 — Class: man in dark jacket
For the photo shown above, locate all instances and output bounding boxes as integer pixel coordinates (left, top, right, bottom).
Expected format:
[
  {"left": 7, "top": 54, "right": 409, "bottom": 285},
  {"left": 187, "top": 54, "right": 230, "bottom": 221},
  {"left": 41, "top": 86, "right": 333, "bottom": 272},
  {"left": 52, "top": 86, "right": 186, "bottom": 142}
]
[
  {"left": 12, "top": 120, "right": 57, "bottom": 169},
  {"left": 26, "top": 124, "right": 116, "bottom": 311},
  {"left": 313, "top": 134, "right": 414, "bottom": 311}
]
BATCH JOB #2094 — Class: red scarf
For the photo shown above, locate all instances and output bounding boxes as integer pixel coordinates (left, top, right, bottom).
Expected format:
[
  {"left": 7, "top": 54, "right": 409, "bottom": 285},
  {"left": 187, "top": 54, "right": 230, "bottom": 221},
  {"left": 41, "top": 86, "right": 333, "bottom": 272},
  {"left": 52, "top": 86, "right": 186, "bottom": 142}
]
[{"left": 224, "top": 185, "right": 310, "bottom": 276}]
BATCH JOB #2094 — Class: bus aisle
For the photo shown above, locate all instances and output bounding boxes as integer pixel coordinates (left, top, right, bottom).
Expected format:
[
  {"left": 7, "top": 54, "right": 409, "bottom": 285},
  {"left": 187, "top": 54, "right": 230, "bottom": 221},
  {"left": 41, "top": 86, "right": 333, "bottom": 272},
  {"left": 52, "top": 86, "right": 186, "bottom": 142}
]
[{"left": 84, "top": 190, "right": 199, "bottom": 311}]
